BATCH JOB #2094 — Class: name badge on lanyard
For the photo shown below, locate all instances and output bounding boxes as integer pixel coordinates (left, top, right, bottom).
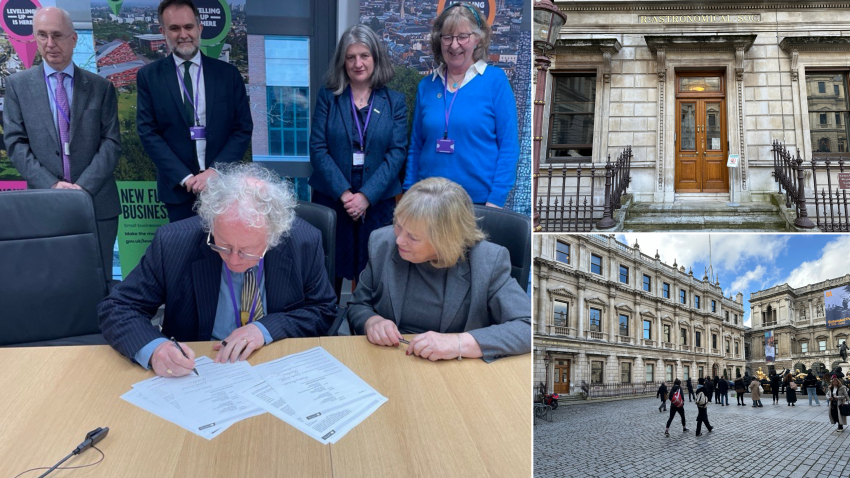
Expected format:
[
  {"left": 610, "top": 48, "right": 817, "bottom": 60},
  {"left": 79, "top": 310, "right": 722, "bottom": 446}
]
[
  {"left": 350, "top": 88, "right": 374, "bottom": 166},
  {"left": 438, "top": 75, "right": 459, "bottom": 154},
  {"left": 44, "top": 70, "right": 73, "bottom": 156},
  {"left": 175, "top": 59, "right": 206, "bottom": 141}
]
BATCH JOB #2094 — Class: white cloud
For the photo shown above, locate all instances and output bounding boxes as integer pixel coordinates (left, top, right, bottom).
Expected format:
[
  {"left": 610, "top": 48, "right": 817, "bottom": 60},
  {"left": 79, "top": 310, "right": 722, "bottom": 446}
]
[
  {"left": 619, "top": 233, "right": 790, "bottom": 272},
  {"left": 783, "top": 235, "right": 850, "bottom": 288},
  {"left": 730, "top": 265, "right": 767, "bottom": 293}
]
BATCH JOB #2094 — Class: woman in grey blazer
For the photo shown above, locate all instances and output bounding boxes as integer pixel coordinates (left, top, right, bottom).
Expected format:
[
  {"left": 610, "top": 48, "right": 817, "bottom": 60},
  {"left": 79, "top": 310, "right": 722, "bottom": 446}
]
[{"left": 347, "top": 177, "right": 531, "bottom": 362}]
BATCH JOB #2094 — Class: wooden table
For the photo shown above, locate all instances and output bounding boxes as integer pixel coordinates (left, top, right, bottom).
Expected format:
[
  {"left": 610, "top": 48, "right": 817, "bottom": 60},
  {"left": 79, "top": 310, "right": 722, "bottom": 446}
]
[{"left": 0, "top": 337, "right": 530, "bottom": 477}]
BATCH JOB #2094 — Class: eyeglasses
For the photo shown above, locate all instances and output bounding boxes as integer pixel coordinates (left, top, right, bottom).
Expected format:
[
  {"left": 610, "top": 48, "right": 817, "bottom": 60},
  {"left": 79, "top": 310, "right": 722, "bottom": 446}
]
[
  {"left": 440, "top": 33, "right": 473, "bottom": 46},
  {"left": 35, "top": 32, "right": 72, "bottom": 43},
  {"left": 207, "top": 232, "right": 267, "bottom": 261}
]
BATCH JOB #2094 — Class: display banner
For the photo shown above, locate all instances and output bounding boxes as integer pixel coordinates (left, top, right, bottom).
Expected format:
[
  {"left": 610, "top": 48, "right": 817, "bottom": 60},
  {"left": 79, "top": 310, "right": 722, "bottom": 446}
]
[
  {"left": 116, "top": 181, "right": 168, "bottom": 279},
  {"left": 825, "top": 286, "right": 850, "bottom": 329},
  {"left": 0, "top": 181, "right": 26, "bottom": 191},
  {"left": 197, "top": 0, "right": 230, "bottom": 59},
  {"left": 765, "top": 331, "right": 775, "bottom": 363},
  {"left": 0, "top": 0, "right": 40, "bottom": 69}
]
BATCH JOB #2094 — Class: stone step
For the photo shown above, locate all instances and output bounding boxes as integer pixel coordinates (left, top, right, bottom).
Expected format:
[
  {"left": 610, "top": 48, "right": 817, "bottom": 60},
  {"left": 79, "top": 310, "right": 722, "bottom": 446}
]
[
  {"left": 628, "top": 201, "right": 780, "bottom": 218},
  {"left": 624, "top": 213, "right": 788, "bottom": 231}
]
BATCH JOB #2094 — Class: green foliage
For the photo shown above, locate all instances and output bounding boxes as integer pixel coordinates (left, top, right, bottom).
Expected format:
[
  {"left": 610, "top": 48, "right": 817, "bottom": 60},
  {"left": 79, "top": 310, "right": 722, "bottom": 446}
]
[{"left": 387, "top": 65, "right": 422, "bottom": 140}]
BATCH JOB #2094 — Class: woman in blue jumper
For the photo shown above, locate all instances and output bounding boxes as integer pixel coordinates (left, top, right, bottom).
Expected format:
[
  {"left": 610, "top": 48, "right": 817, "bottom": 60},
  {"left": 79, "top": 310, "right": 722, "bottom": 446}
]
[
  {"left": 310, "top": 24, "right": 408, "bottom": 299},
  {"left": 403, "top": 3, "right": 519, "bottom": 208}
]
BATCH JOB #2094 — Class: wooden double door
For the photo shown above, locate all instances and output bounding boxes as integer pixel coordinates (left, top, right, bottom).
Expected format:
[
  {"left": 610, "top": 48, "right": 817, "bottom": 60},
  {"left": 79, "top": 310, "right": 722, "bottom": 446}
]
[
  {"left": 675, "top": 97, "right": 729, "bottom": 192},
  {"left": 554, "top": 360, "right": 570, "bottom": 394}
]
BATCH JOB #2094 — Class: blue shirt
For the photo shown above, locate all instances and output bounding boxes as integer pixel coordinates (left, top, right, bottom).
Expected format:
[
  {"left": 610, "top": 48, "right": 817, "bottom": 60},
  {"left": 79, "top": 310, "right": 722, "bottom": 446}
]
[
  {"left": 43, "top": 62, "right": 75, "bottom": 133},
  {"left": 134, "top": 264, "right": 273, "bottom": 369},
  {"left": 404, "top": 64, "right": 519, "bottom": 206}
]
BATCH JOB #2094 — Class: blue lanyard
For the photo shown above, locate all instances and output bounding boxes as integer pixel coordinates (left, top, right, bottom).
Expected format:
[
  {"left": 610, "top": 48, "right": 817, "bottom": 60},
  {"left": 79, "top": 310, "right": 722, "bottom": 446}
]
[
  {"left": 175, "top": 57, "right": 203, "bottom": 126},
  {"left": 349, "top": 88, "right": 374, "bottom": 151},
  {"left": 443, "top": 73, "right": 460, "bottom": 139},
  {"left": 224, "top": 259, "right": 264, "bottom": 328},
  {"left": 43, "top": 69, "right": 72, "bottom": 126}
]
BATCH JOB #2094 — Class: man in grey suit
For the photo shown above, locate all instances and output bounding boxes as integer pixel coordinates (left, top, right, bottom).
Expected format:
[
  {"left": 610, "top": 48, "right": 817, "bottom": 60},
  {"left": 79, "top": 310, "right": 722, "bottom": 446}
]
[{"left": 4, "top": 7, "right": 121, "bottom": 279}]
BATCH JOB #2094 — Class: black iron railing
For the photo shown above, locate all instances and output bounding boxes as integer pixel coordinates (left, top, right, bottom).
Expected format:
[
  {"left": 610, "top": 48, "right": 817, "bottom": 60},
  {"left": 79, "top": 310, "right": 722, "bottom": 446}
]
[
  {"left": 772, "top": 140, "right": 815, "bottom": 229},
  {"left": 585, "top": 381, "right": 666, "bottom": 399},
  {"left": 536, "top": 146, "right": 632, "bottom": 232},
  {"left": 810, "top": 156, "right": 850, "bottom": 232}
]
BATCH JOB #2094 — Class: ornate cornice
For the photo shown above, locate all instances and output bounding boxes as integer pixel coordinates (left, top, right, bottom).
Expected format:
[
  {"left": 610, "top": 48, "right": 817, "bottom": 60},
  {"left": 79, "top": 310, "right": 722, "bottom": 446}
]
[
  {"left": 645, "top": 34, "right": 756, "bottom": 53},
  {"left": 779, "top": 36, "right": 850, "bottom": 53},
  {"left": 549, "top": 286, "right": 577, "bottom": 299}
]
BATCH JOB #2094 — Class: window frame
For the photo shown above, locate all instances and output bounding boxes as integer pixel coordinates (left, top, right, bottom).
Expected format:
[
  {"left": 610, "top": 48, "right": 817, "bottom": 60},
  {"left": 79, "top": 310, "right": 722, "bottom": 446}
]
[
  {"left": 555, "top": 241, "right": 570, "bottom": 264},
  {"left": 547, "top": 72, "right": 597, "bottom": 162},
  {"left": 590, "top": 254, "right": 602, "bottom": 275},
  {"left": 643, "top": 274, "right": 651, "bottom": 292},
  {"left": 680, "top": 328, "right": 687, "bottom": 345},
  {"left": 643, "top": 320, "right": 651, "bottom": 340},
  {"left": 801, "top": 342, "right": 809, "bottom": 353},
  {"left": 646, "top": 363, "right": 654, "bottom": 383},
  {"left": 589, "top": 307, "right": 602, "bottom": 332},
  {"left": 591, "top": 360, "right": 604, "bottom": 383},
  {"left": 712, "top": 334, "right": 718, "bottom": 349},
  {"left": 679, "top": 289, "right": 686, "bottom": 305},
  {"left": 695, "top": 331, "right": 702, "bottom": 347},
  {"left": 666, "top": 364, "right": 673, "bottom": 382},
  {"left": 663, "top": 283, "right": 670, "bottom": 299},
  {"left": 711, "top": 300, "right": 716, "bottom": 313},
  {"left": 806, "top": 69, "right": 850, "bottom": 155},
  {"left": 619, "top": 265, "right": 629, "bottom": 284},
  {"left": 619, "top": 314, "right": 629, "bottom": 337},
  {"left": 553, "top": 300, "right": 569, "bottom": 327},
  {"left": 663, "top": 324, "right": 671, "bottom": 343},
  {"left": 621, "top": 362, "right": 631, "bottom": 384},
  {"left": 694, "top": 295, "right": 700, "bottom": 309}
]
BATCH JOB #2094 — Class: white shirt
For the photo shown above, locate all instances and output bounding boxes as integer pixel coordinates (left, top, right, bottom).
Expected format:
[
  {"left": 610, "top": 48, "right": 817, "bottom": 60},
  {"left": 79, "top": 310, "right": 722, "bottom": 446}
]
[
  {"left": 173, "top": 51, "right": 207, "bottom": 186},
  {"left": 433, "top": 60, "right": 487, "bottom": 89}
]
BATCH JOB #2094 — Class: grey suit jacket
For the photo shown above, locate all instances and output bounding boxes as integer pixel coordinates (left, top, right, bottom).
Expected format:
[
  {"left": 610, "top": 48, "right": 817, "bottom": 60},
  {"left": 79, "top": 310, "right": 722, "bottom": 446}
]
[
  {"left": 4, "top": 64, "right": 121, "bottom": 219},
  {"left": 348, "top": 226, "right": 531, "bottom": 362}
]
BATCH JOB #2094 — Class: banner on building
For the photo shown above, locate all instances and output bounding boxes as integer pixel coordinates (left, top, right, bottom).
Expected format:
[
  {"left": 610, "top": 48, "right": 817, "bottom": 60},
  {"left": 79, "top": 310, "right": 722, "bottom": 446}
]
[
  {"left": 765, "top": 330, "right": 775, "bottom": 363},
  {"left": 825, "top": 286, "right": 850, "bottom": 329}
]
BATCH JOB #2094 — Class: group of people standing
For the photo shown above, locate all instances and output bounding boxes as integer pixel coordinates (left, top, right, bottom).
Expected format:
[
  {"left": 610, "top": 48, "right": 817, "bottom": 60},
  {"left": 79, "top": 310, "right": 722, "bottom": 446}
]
[{"left": 657, "top": 372, "right": 850, "bottom": 436}]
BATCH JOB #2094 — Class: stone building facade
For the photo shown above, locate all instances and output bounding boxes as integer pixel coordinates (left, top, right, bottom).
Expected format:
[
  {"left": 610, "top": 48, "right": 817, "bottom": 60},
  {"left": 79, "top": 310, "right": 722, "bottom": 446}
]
[
  {"left": 538, "top": 0, "right": 850, "bottom": 219},
  {"left": 533, "top": 234, "right": 747, "bottom": 396},
  {"left": 746, "top": 274, "right": 850, "bottom": 377}
]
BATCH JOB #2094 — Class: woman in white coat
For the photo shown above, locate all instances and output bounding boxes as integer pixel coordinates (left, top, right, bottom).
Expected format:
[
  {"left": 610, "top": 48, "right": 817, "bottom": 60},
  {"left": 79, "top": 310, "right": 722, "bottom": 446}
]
[{"left": 826, "top": 375, "right": 848, "bottom": 432}]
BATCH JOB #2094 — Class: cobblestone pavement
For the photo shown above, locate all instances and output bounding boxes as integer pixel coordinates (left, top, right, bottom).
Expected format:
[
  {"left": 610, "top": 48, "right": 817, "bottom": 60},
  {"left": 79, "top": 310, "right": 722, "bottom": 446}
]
[{"left": 534, "top": 394, "right": 850, "bottom": 478}]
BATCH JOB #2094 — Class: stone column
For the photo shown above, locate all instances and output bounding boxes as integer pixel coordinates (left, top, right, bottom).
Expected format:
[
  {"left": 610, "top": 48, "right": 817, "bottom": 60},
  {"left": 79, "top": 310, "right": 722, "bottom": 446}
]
[
  {"left": 577, "top": 281, "right": 586, "bottom": 338},
  {"left": 635, "top": 356, "right": 644, "bottom": 383},
  {"left": 609, "top": 291, "right": 618, "bottom": 343},
  {"left": 537, "top": 272, "right": 548, "bottom": 335},
  {"left": 608, "top": 354, "right": 619, "bottom": 384},
  {"left": 577, "top": 351, "right": 587, "bottom": 389}
]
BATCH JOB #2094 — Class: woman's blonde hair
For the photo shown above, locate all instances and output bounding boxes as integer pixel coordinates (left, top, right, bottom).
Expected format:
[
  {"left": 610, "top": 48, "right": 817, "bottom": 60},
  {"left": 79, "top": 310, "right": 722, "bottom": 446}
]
[{"left": 394, "top": 177, "right": 485, "bottom": 268}]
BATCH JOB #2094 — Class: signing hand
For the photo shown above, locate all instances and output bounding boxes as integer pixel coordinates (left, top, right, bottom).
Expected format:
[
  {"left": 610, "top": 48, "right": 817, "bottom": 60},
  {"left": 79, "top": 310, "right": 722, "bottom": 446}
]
[
  {"left": 52, "top": 181, "right": 82, "bottom": 190},
  {"left": 343, "top": 192, "right": 370, "bottom": 220},
  {"left": 212, "top": 323, "right": 265, "bottom": 363},
  {"left": 150, "top": 340, "right": 197, "bottom": 378},
  {"left": 364, "top": 315, "right": 403, "bottom": 346},
  {"left": 407, "top": 332, "right": 483, "bottom": 361}
]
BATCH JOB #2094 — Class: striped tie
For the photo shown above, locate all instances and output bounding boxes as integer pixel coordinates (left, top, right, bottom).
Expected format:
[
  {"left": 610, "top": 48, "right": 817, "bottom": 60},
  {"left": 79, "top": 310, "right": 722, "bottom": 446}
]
[
  {"left": 54, "top": 72, "right": 71, "bottom": 181},
  {"left": 240, "top": 267, "right": 265, "bottom": 326}
]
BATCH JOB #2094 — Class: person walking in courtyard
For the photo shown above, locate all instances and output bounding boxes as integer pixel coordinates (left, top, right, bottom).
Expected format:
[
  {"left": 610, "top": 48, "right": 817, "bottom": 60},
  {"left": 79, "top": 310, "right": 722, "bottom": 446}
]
[
  {"left": 785, "top": 373, "right": 798, "bottom": 407},
  {"left": 827, "top": 375, "right": 848, "bottom": 432},
  {"left": 694, "top": 378, "right": 713, "bottom": 436},
  {"left": 657, "top": 381, "right": 668, "bottom": 412},
  {"left": 664, "top": 379, "right": 689, "bottom": 437},
  {"left": 770, "top": 370, "right": 781, "bottom": 405},
  {"left": 750, "top": 376, "right": 763, "bottom": 407},
  {"left": 686, "top": 377, "right": 695, "bottom": 402},
  {"left": 713, "top": 376, "right": 721, "bottom": 404},
  {"left": 805, "top": 372, "right": 821, "bottom": 406},
  {"left": 703, "top": 375, "right": 714, "bottom": 405},
  {"left": 735, "top": 377, "right": 746, "bottom": 406},
  {"left": 717, "top": 375, "right": 729, "bottom": 406}
]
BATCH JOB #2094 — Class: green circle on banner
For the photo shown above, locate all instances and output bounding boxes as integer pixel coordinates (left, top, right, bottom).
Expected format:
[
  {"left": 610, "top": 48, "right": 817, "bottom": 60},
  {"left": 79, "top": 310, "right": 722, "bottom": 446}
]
[{"left": 195, "top": 0, "right": 230, "bottom": 48}]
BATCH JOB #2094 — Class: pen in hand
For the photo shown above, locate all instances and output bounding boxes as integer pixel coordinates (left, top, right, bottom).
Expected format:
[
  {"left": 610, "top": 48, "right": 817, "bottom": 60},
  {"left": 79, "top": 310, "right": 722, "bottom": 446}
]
[
  {"left": 170, "top": 337, "right": 199, "bottom": 376},
  {"left": 398, "top": 338, "right": 410, "bottom": 345}
]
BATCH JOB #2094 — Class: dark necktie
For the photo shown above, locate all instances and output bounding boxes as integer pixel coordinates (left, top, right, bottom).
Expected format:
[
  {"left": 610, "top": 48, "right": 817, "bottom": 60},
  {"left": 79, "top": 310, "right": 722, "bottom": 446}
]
[{"left": 182, "top": 61, "right": 194, "bottom": 126}]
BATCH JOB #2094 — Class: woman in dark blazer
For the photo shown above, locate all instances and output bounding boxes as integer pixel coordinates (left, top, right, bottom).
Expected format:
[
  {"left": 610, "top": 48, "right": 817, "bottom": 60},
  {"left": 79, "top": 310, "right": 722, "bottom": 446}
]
[
  {"left": 347, "top": 177, "right": 531, "bottom": 362},
  {"left": 310, "top": 24, "right": 408, "bottom": 298}
]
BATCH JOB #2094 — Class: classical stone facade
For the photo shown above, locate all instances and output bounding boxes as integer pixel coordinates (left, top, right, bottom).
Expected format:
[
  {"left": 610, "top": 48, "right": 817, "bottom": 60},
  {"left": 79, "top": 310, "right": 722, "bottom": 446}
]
[
  {"left": 533, "top": 234, "right": 747, "bottom": 396},
  {"left": 746, "top": 274, "right": 850, "bottom": 378},
  {"left": 538, "top": 0, "right": 850, "bottom": 210}
]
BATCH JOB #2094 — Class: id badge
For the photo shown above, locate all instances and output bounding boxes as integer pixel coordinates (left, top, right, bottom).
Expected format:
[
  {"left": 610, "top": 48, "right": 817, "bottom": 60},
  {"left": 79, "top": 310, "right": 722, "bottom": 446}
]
[
  {"left": 189, "top": 126, "right": 206, "bottom": 140},
  {"left": 436, "top": 138, "right": 455, "bottom": 154},
  {"left": 353, "top": 151, "right": 365, "bottom": 166},
  {"left": 63, "top": 142, "right": 70, "bottom": 156}
]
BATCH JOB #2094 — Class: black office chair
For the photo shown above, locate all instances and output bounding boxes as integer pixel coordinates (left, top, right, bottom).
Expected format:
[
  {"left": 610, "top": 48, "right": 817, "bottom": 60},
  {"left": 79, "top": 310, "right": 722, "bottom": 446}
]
[
  {"left": 294, "top": 201, "right": 348, "bottom": 335},
  {"left": 473, "top": 205, "right": 531, "bottom": 292},
  {"left": 0, "top": 190, "right": 109, "bottom": 346}
]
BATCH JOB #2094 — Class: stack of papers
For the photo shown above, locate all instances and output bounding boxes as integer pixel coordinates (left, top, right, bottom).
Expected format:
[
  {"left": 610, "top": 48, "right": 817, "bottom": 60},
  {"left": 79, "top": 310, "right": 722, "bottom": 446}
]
[{"left": 121, "top": 347, "right": 387, "bottom": 444}]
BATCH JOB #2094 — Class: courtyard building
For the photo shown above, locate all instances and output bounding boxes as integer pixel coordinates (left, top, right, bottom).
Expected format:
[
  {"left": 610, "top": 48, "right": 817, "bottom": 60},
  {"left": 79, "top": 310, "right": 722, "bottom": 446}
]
[
  {"left": 747, "top": 274, "right": 850, "bottom": 378},
  {"left": 533, "top": 234, "right": 747, "bottom": 397},
  {"left": 536, "top": 0, "right": 850, "bottom": 231}
]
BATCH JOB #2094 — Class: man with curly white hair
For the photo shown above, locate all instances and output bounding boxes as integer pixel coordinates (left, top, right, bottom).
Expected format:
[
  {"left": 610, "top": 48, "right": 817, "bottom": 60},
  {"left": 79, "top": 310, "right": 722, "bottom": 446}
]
[{"left": 99, "top": 163, "right": 336, "bottom": 377}]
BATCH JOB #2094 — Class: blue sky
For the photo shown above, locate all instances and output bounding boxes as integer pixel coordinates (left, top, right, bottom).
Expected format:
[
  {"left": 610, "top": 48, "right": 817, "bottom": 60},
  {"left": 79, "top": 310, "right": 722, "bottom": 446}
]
[{"left": 615, "top": 234, "right": 850, "bottom": 327}]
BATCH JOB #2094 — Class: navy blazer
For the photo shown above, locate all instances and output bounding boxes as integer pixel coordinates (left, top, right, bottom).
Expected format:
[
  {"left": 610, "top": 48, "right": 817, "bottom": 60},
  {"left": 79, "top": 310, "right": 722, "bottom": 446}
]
[
  {"left": 136, "top": 54, "right": 252, "bottom": 205},
  {"left": 308, "top": 86, "right": 407, "bottom": 204},
  {"left": 98, "top": 216, "right": 337, "bottom": 361}
]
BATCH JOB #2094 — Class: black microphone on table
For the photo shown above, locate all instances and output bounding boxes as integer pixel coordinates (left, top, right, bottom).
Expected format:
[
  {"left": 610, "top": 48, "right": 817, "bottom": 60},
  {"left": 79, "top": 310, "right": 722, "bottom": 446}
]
[{"left": 37, "top": 427, "right": 109, "bottom": 478}]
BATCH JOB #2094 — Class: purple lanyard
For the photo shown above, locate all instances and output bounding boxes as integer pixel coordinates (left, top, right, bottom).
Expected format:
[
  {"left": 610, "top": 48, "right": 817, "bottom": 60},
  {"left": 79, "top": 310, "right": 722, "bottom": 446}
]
[
  {"left": 443, "top": 74, "right": 460, "bottom": 139},
  {"left": 225, "top": 259, "right": 264, "bottom": 328},
  {"left": 43, "top": 69, "right": 72, "bottom": 126},
  {"left": 349, "top": 88, "right": 374, "bottom": 151},
  {"left": 175, "top": 57, "right": 203, "bottom": 126}
]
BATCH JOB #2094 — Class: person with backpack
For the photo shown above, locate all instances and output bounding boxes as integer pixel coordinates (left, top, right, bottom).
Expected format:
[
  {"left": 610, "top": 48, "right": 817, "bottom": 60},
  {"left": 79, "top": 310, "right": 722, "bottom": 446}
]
[
  {"left": 717, "top": 375, "right": 729, "bottom": 406},
  {"left": 686, "top": 377, "right": 695, "bottom": 402},
  {"left": 750, "top": 376, "right": 763, "bottom": 407},
  {"left": 770, "top": 370, "right": 781, "bottom": 405},
  {"left": 785, "top": 373, "right": 798, "bottom": 406},
  {"left": 657, "top": 381, "right": 669, "bottom": 412},
  {"left": 664, "top": 379, "right": 689, "bottom": 437},
  {"left": 694, "top": 378, "right": 713, "bottom": 436},
  {"left": 735, "top": 377, "right": 746, "bottom": 406},
  {"left": 804, "top": 372, "right": 821, "bottom": 406}
]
